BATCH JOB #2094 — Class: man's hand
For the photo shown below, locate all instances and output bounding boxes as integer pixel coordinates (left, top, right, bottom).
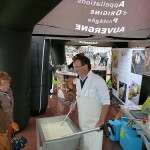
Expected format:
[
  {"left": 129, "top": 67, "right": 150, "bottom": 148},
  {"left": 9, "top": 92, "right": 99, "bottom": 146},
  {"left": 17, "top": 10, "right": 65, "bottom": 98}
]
[
  {"left": 95, "top": 119, "right": 105, "bottom": 128},
  {"left": 69, "top": 101, "right": 77, "bottom": 112},
  {"left": 95, "top": 105, "right": 110, "bottom": 128},
  {"left": 114, "top": 110, "right": 123, "bottom": 120}
]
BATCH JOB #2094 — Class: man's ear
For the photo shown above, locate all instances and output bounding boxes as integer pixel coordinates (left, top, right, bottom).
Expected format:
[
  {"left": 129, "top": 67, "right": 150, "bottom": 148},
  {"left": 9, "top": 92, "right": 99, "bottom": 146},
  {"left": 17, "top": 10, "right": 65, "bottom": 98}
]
[{"left": 85, "top": 64, "right": 89, "bottom": 71}]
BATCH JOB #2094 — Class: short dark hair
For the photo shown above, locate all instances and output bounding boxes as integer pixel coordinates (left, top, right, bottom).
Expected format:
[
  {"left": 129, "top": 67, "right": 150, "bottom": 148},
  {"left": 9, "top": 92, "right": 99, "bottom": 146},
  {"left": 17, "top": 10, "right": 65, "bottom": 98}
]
[{"left": 73, "top": 53, "right": 91, "bottom": 70}]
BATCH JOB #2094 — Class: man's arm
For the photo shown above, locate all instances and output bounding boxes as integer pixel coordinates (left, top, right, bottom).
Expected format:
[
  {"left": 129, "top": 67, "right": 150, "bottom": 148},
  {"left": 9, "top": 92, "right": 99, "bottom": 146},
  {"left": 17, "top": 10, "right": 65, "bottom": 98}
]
[
  {"left": 69, "top": 101, "right": 77, "bottom": 112},
  {"left": 95, "top": 104, "right": 110, "bottom": 127}
]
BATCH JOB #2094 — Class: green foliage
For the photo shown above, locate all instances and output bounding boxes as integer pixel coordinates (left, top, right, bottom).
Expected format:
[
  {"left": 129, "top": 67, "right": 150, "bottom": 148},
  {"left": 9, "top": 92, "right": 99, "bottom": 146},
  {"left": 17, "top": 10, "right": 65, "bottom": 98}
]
[
  {"left": 106, "top": 79, "right": 112, "bottom": 88},
  {"left": 141, "top": 97, "right": 150, "bottom": 115}
]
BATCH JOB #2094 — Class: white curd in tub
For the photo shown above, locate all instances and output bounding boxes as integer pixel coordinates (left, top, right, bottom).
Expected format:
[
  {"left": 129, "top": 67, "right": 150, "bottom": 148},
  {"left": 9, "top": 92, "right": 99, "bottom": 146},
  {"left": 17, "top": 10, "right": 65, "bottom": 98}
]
[{"left": 41, "top": 121, "right": 73, "bottom": 140}]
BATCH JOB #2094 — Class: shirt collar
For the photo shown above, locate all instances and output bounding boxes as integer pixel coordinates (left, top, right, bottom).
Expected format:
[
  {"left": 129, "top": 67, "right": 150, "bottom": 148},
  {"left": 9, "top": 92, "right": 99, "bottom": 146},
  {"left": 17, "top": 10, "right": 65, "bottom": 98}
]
[{"left": 78, "top": 70, "right": 91, "bottom": 81}]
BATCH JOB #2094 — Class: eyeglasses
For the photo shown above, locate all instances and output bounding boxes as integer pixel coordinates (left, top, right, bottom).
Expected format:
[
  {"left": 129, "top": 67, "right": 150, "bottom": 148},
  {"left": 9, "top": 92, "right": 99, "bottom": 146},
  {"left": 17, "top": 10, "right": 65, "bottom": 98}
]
[{"left": 73, "top": 65, "right": 86, "bottom": 70}]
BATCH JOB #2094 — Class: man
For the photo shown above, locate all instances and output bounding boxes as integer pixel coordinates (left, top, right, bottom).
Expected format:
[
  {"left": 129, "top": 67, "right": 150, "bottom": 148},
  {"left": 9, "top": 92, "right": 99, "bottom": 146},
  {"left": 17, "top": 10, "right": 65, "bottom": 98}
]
[{"left": 72, "top": 54, "right": 110, "bottom": 150}]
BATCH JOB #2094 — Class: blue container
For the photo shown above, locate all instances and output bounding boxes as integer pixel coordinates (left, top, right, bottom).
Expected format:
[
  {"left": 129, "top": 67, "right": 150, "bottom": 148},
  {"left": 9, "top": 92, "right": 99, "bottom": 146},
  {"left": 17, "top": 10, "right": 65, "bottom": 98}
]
[
  {"left": 109, "top": 120, "right": 122, "bottom": 141},
  {"left": 120, "top": 116, "right": 128, "bottom": 123},
  {"left": 109, "top": 116, "right": 128, "bottom": 141},
  {"left": 120, "top": 124, "right": 142, "bottom": 150}
]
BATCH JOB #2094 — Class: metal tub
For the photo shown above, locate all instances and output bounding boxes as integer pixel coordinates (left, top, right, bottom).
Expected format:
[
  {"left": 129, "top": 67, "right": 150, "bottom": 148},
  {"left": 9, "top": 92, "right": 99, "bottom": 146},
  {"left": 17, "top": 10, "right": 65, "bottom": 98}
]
[{"left": 36, "top": 115, "right": 81, "bottom": 150}]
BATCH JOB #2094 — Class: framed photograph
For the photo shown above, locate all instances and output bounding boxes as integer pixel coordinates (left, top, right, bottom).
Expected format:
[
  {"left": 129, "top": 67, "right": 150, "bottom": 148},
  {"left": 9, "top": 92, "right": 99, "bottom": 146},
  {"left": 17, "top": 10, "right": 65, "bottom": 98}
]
[
  {"left": 131, "top": 50, "right": 145, "bottom": 75},
  {"left": 119, "top": 81, "right": 127, "bottom": 102}
]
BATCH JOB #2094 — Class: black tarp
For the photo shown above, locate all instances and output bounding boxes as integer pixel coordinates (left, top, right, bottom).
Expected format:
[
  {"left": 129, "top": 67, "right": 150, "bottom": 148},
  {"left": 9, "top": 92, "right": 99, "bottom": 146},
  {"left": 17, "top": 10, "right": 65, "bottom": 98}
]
[
  {"left": 0, "top": 30, "right": 31, "bottom": 129},
  {"left": 30, "top": 38, "right": 66, "bottom": 115},
  {"left": 30, "top": 37, "right": 50, "bottom": 115}
]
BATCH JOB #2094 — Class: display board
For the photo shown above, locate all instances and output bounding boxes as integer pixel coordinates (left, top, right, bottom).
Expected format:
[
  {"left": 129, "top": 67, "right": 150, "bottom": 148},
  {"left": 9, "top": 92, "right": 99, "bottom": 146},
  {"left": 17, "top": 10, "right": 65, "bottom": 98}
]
[
  {"left": 65, "top": 45, "right": 111, "bottom": 71},
  {"left": 112, "top": 48, "right": 145, "bottom": 105}
]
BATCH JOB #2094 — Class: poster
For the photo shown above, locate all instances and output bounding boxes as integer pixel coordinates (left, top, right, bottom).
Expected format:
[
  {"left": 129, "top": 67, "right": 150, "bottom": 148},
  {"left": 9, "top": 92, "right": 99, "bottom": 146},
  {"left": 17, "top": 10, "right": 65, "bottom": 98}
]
[
  {"left": 128, "top": 81, "right": 141, "bottom": 105},
  {"left": 65, "top": 45, "right": 111, "bottom": 70},
  {"left": 127, "top": 72, "right": 142, "bottom": 105},
  {"left": 112, "top": 48, "right": 144, "bottom": 105},
  {"left": 112, "top": 50, "right": 120, "bottom": 68}
]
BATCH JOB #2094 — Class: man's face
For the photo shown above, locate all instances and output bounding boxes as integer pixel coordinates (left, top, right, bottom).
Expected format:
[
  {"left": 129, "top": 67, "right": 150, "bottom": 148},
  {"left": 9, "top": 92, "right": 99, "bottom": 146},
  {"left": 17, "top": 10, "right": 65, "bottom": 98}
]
[{"left": 73, "top": 59, "right": 89, "bottom": 77}]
